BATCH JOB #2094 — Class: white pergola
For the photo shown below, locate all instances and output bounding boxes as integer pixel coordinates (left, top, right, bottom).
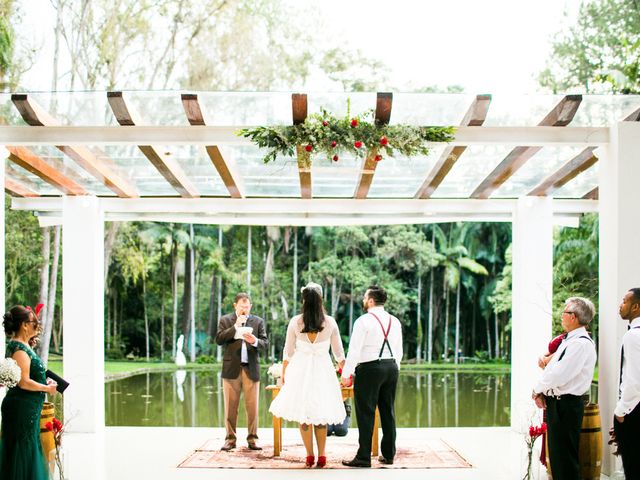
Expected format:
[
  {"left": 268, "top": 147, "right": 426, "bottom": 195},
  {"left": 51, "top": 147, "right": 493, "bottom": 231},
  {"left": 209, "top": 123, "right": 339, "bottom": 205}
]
[{"left": 0, "top": 91, "right": 639, "bottom": 477}]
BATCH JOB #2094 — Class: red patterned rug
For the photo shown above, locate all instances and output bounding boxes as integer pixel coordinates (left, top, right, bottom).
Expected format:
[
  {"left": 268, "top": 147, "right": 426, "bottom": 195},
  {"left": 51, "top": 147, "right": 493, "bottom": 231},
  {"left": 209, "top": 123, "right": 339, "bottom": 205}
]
[{"left": 177, "top": 438, "right": 471, "bottom": 469}]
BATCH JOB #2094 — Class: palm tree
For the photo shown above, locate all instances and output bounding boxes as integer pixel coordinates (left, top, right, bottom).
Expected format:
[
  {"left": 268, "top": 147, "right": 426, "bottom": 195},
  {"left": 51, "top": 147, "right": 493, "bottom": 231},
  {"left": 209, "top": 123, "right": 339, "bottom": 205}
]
[{"left": 434, "top": 224, "right": 488, "bottom": 364}]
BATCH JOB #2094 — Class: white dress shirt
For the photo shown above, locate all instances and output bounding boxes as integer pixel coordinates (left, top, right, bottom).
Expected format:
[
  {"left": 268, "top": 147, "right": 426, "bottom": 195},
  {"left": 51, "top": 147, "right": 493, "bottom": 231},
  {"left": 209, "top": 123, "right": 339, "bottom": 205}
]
[
  {"left": 238, "top": 315, "right": 259, "bottom": 364},
  {"left": 615, "top": 317, "right": 640, "bottom": 417},
  {"left": 341, "top": 306, "right": 403, "bottom": 379},
  {"left": 534, "top": 326, "right": 596, "bottom": 397}
]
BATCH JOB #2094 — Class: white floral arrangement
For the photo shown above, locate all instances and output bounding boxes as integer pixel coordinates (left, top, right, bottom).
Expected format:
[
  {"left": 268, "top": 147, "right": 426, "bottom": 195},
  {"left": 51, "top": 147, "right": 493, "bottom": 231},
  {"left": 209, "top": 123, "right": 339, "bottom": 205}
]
[
  {"left": 0, "top": 357, "right": 22, "bottom": 388},
  {"left": 267, "top": 362, "right": 283, "bottom": 379}
]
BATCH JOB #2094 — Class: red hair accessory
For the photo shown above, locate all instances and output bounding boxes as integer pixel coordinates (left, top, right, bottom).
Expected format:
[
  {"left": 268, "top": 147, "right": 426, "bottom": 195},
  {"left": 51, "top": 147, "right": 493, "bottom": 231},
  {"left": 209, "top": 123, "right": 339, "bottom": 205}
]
[{"left": 25, "top": 304, "right": 45, "bottom": 318}]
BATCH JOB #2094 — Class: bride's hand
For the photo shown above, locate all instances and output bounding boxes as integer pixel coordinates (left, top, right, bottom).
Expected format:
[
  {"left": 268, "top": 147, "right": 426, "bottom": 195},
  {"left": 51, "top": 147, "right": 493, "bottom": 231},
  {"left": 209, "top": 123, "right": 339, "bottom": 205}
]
[{"left": 337, "top": 360, "right": 345, "bottom": 370}]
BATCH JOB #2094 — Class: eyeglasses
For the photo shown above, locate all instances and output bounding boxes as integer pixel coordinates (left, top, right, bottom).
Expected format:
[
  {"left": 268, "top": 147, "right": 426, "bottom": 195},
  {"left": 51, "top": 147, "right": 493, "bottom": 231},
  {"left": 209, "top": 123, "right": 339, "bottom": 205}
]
[{"left": 563, "top": 310, "right": 575, "bottom": 315}]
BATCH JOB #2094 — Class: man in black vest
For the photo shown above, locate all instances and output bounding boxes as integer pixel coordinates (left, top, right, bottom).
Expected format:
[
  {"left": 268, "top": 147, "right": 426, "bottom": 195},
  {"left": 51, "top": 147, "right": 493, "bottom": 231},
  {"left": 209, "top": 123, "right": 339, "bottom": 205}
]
[
  {"left": 611, "top": 288, "right": 640, "bottom": 478},
  {"left": 341, "top": 286, "right": 403, "bottom": 468},
  {"left": 532, "top": 297, "right": 597, "bottom": 480},
  {"left": 215, "top": 292, "right": 268, "bottom": 451}
]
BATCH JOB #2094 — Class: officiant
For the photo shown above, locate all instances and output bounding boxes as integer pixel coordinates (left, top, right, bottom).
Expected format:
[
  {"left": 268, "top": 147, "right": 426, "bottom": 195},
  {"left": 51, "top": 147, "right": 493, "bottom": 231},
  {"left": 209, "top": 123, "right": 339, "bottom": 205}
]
[{"left": 215, "top": 292, "right": 268, "bottom": 451}]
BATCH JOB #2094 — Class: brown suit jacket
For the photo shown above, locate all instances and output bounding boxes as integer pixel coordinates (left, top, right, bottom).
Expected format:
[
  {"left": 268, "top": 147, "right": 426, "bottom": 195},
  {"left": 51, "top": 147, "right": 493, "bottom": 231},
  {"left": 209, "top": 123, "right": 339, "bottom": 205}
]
[{"left": 215, "top": 313, "right": 268, "bottom": 382}]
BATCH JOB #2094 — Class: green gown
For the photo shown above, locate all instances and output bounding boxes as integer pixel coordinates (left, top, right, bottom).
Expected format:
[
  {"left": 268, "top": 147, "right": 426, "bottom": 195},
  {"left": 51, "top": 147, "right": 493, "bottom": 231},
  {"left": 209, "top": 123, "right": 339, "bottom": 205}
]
[{"left": 0, "top": 340, "right": 49, "bottom": 480}]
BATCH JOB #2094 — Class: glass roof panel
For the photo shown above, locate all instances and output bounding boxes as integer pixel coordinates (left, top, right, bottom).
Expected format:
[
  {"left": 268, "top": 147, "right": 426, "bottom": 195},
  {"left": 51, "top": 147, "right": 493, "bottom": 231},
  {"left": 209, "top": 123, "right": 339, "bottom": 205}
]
[
  {"left": 225, "top": 146, "right": 300, "bottom": 197},
  {"left": 152, "top": 145, "right": 229, "bottom": 196},
  {"left": 197, "top": 92, "right": 292, "bottom": 125},
  {"left": 572, "top": 95, "right": 640, "bottom": 126},
  {"left": 368, "top": 146, "right": 447, "bottom": 198},
  {"left": 312, "top": 154, "right": 360, "bottom": 197},
  {"left": 26, "top": 145, "right": 115, "bottom": 196},
  {"left": 491, "top": 146, "right": 589, "bottom": 198},
  {"left": 391, "top": 94, "right": 475, "bottom": 125},
  {"left": 120, "top": 91, "right": 188, "bottom": 126},
  {"left": 431, "top": 145, "right": 511, "bottom": 198},
  {"left": 483, "top": 94, "right": 565, "bottom": 126},
  {"left": 554, "top": 161, "right": 599, "bottom": 198},
  {"left": 11, "top": 92, "right": 117, "bottom": 126},
  {"left": 4, "top": 158, "right": 59, "bottom": 195}
]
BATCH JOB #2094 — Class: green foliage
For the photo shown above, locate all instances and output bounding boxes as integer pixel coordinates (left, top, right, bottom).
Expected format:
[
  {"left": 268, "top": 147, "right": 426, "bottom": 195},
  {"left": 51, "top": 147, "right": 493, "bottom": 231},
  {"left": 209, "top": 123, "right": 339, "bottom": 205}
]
[
  {"left": 238, "top": 106, "right": 455, "bottom": 165},
  {"left": 489, "top": 245, "right": 512, "bottom": 315},
  {"left": 539, "top": 0, "right": 640, "bottom": 93}
]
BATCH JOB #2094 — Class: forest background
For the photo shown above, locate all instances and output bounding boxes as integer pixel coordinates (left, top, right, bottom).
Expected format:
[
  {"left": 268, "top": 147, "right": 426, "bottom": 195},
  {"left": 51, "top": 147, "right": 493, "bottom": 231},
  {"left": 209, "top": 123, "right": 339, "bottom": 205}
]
[{"left": 1, "top": 0, "right": 635, "bottom": 367}]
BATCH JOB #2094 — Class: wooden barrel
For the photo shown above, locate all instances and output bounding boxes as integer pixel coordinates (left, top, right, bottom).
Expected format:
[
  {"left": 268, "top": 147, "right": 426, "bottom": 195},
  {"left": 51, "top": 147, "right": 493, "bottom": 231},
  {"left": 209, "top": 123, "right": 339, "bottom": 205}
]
[
  {"left": 579, "top": 403, "right": 602, "bottom": 480},
  {"left": 40, "top": 402, "right": 56, "bottom": 472},
  {"left": 544, "top": 403, "right": 602, "bottom": 480}
]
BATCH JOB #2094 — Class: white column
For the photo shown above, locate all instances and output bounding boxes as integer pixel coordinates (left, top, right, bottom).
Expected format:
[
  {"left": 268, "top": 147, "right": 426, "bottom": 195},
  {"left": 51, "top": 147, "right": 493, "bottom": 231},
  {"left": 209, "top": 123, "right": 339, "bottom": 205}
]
[
  {"left": 511, "top": 196, "right": 553, "bottom": 430},
  {"left": 62, "top": 196, "right": 105, "bottom": 478},
  {"left": 598, "top": 121, "right": 640, "bottom": 476}
]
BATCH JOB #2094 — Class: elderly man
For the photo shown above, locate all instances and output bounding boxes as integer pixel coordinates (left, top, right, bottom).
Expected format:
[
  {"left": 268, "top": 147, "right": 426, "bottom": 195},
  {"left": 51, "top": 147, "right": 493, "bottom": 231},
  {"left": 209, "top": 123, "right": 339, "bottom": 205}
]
[
  {"left": 532, "top": 297, "right": 597, "bottom": 480},
  {"left": 215, "top": 292, "right": 268, "bottom": 451},
  {"left": 612, "top": 288, "right": 640, "bottom": 478},
  {"left": 341, "top": 285, "right": 403, "bottom": 468}
]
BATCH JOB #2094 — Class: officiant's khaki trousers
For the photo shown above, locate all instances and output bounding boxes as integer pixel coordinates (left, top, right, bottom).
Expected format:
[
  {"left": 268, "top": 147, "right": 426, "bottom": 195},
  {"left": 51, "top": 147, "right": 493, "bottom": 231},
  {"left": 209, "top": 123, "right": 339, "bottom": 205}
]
[{"left": 223, "top": 367, "right": 259, "bottom": 441}]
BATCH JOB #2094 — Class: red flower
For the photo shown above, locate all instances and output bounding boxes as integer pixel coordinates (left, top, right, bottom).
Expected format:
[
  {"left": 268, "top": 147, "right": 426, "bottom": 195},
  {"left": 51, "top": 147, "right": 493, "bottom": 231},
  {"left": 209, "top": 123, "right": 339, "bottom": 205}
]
[
  {"left": 45, "top": 422, "right": 53, "bottom": 432},
  {"left": 337, "top": 368, "right": 343, "bottom": 375},
  {"left": 331, "top": 140, "right": 338, "bottom": 148},
  {"left": 354, "top": 141, "right": 363, "bottom": 149},
  {"left": 53, "top": 418, "right": 63, "bottom": 432},
  {"left": 332, "top": 155, "right": 339, "bottom": 162},
  {"left": 379, "top": 136, "right": 389, "bottom": 146},
  {"left": 529, "top": 426, "right": 535, "bottom": 437},
  {"left": 322, "top": 121, "right": 329, "bottom": 127},
  {"left": 350, "top": 119, "right": 358, "bottom": 128},
  {"left": 304, "top": 144, "right": 313, "bottom": 153},
  {"left": 541, "top": 423, "right": 547, "bottom": 433},
  {"left": 374, "top": 155, "right": 383, "bottom": 162}
]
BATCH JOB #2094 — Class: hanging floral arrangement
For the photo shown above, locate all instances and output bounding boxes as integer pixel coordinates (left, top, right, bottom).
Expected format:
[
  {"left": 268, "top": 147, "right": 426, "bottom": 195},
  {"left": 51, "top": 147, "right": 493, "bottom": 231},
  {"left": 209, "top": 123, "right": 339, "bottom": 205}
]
[{"left": 238, "top": 106, "right": 455, "bottom": 167}]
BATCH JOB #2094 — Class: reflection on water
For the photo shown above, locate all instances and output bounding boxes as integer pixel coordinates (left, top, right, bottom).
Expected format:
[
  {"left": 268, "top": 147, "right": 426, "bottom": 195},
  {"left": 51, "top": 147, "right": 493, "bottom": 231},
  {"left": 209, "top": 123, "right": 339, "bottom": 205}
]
[{"left": 105, "top": 369, "right": 513, "bottom": 428}]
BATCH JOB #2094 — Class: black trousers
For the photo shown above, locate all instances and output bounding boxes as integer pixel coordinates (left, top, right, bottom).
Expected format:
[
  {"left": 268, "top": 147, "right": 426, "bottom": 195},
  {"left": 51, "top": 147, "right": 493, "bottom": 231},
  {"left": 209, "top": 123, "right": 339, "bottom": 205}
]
[
  {"left": 546, "top": 395, "right": 584, "bottom": 480},
  {"left": 614, "top": 402, "right": 640, "bottom": 479},
  {"left": 353, "top": 359, "right": 399, "bottom": 461}
]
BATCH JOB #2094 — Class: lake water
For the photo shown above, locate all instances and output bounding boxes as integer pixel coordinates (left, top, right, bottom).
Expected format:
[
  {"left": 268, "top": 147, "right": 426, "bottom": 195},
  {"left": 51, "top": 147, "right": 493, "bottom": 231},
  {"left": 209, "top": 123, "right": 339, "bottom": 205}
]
[{"left": 105, "top": 369, "right": 512, "bottom": 428}]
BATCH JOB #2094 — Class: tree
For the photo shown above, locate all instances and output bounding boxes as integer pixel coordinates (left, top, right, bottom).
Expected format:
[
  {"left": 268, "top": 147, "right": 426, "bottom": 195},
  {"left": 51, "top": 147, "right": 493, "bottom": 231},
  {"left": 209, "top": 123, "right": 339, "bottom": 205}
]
[{"left": 539, "top": 0, "right": 640, "bottom": 93}]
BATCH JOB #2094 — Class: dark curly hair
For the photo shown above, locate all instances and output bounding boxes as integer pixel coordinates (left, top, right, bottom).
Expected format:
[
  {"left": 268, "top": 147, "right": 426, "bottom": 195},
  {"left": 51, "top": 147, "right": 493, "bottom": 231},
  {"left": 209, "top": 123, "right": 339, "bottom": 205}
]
[{"left": 3, "top": 306, "right": 37, "bottom": 338}]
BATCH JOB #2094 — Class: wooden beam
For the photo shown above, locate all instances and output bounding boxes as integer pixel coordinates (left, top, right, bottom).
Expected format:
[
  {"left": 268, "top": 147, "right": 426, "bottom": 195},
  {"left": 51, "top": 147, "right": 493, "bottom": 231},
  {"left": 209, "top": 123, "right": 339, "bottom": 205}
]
[
  {"left": 181, "top": 93, "right": 243, "bottom": 198},
  {"left": 354, "top": 92, "right": 393, "bottom": 199},
  {"left": 5, "top": 177, "right": 39, "bottom": 197},
  {"left": 11, "top": 94, "right": 138, "bottom": 197},
  {"left": 108, "top": 92, "right": 199, "bottom": 198},
  {"left": 415, "top": 94, "right": 491, "bottom": 199},
  {"left": 471, "top": 95, "right": 583, "bottom": 199},
  {"left": 583, "top": 187, "right": 598, "bottom": 200},
  {"left": 624, "top": 107, "right": 640, "bottom": 121},
  {"left": 291, "top": 93, "right": 312, "bottom": 199},
  {"left": 6, "top": 146, "right": 87, "bottom": 195},
  {"left": 528, "top": 147, "right": 598, "bottom": 196}
]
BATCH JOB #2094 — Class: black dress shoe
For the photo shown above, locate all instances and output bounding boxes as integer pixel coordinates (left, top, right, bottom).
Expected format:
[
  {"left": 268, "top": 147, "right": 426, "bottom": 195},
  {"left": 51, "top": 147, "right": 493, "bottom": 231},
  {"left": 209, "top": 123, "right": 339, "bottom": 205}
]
[
  {"left": 342, "top": 457, "right": 371, "bottom": 468},
  {"left": 378, "top": 455, "right": 393, "bottom": 465},
  {"left": 247, "top": 442, "right": 263, "bottom": 451},
  {"left": 220, "top": 440, "right": 236, "bottom": 451}
]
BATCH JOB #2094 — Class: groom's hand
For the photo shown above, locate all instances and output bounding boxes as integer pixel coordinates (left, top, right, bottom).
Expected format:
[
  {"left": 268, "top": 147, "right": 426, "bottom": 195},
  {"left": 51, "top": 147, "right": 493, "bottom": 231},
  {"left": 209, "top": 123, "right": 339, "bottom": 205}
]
[{"left": 243, "top": 333, "right": 257, "bottom": 344}]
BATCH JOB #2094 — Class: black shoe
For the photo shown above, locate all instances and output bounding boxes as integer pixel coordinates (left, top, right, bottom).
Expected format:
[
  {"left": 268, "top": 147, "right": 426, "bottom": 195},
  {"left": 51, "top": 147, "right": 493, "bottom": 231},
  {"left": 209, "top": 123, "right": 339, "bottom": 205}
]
[
  {"left": 342, "top": 457, "right": 371, "bottom": 468},
  {"left": 220, "top": 440, "right": 236, "bottom": 451},
  {"left": 247, "top": 441, "right": 262, "bottom": 451},
  {"left": 378, "top": 455, "right": 393, "bottom": 465}
]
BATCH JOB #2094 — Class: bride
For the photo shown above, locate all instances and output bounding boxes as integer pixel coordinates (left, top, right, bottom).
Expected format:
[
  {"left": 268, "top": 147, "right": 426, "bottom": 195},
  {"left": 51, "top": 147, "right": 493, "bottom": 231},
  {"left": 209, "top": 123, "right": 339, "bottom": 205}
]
[{"left": 269, "top": 282, "right": 346, "bottom": 468}]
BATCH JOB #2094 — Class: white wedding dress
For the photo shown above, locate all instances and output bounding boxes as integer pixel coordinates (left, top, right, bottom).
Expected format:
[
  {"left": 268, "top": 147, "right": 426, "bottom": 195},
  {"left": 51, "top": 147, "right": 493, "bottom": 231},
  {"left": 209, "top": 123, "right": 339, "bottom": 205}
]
[{"left": 269, "top": 314, "right": 347, "bottom": 425}]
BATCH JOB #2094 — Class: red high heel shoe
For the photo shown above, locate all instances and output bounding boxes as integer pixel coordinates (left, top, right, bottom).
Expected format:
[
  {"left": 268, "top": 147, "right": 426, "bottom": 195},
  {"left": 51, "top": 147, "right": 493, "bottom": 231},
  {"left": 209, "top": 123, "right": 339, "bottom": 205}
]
[
  {"left": 316, "top": 456, "right": 327, "bottom": 468},
  {"left": 305, "top": 456, "right": 315, "bottom": 467}
]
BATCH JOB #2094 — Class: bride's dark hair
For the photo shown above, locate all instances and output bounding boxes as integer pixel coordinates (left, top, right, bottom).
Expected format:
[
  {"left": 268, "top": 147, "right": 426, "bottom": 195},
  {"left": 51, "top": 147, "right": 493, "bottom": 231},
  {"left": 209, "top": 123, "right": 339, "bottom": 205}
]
[{"left": 301, "top": 285, "right": 325, "bottom": 333}]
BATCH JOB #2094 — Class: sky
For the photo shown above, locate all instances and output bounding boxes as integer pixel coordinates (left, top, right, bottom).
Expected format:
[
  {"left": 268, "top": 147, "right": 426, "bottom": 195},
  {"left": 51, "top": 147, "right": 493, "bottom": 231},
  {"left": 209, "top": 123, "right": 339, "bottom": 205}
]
[{"left": 19, "top": 0, "right": 583, "bottom": 94}]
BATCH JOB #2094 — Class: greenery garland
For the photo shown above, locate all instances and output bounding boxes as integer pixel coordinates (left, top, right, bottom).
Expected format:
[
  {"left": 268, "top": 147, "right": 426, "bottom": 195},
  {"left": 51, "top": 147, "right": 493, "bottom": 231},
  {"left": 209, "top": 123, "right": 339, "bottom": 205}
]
[{"left": 238, "top": 107, "right": 455, "bottom": 166}]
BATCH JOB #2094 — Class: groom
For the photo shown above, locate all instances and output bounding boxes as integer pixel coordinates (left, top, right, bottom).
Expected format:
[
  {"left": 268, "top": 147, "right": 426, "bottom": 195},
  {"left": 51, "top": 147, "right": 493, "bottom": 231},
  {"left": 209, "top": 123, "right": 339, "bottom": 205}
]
[
  {"left": 341, "top": 286, "right": 403, "bottom": 467},
  {"left": 215, "top": 292, "right": 268, "bottom": 451}
]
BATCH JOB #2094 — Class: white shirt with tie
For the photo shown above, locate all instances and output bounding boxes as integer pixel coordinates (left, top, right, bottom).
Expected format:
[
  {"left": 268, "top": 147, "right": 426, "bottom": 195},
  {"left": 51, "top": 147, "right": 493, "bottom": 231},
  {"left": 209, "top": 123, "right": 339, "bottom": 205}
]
[
  {"left": 615, "top": 317, "right": 640, "bottom": 417},
  {"left": 341, "top": 306, "right": 403, "bottom": 379},
  {"left": 533, "top": 326, "right": 596, "bottom": 397}
]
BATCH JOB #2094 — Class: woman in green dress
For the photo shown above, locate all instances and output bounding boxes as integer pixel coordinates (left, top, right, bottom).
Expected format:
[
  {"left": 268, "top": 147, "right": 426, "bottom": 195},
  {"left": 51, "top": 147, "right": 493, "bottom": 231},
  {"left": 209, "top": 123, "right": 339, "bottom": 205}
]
[{"left": 0, "top": 305, "right": 58, "bottom": 480}]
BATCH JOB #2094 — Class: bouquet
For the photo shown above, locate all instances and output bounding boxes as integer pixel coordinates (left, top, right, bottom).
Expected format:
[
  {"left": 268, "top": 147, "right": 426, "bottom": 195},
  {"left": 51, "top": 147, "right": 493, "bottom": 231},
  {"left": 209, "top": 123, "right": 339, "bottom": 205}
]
[
  {"left": 45, "top": 417, "right": 65, "bottom": 480},
  {"left": 267, "top": 362, "right": 283, "bottom": 380},
  {"left": 0, "top": 357, "right": 22, "bottom": 388}
]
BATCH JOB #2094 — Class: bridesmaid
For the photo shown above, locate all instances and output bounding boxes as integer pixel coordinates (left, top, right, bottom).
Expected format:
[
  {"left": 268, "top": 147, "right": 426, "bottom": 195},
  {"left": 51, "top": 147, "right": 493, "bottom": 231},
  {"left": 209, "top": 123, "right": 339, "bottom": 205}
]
[{"left": 0, "top": 305, "right": 58, "bottom": 480}]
